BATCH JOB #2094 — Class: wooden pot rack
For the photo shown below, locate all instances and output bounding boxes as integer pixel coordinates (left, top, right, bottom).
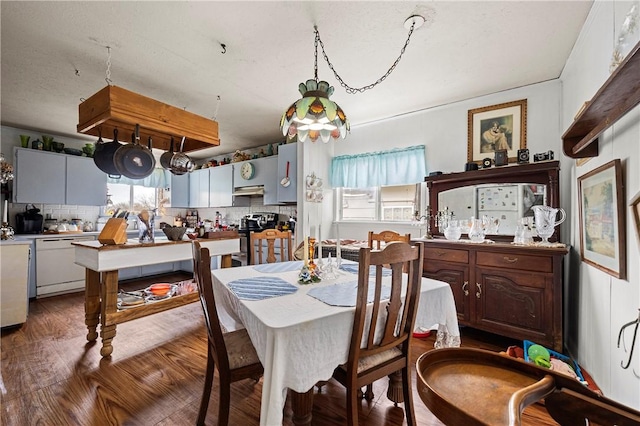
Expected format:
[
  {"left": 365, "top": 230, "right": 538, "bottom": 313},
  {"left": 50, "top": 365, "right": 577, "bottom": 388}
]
[
  {"left": 77, "top": 85, "right": 220, "bottom": 153},
  {"left": 562, "top": 40, "right": 640, "bottom": 159}
]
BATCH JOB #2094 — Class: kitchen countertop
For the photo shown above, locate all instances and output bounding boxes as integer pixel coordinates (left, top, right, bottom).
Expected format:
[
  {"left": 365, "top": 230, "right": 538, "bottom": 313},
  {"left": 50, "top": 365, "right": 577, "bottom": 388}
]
[
  {"left": 0, "top": 239, "right": 33, "bottom": 246},
  {"left": 12, "top": 230, "right": 164, "bottom": 239}
]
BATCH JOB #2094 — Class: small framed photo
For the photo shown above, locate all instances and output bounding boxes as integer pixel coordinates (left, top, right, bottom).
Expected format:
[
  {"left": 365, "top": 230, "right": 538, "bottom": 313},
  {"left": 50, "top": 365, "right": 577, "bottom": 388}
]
[
  {"left": 467, "top": 99, "right": 527, "bottom": 164},
  {"left": 494, "top": 149, "right": 508, "bottom": 167},
  {"left": 577, "top": 159, "right": 626, "bottom": 279}
]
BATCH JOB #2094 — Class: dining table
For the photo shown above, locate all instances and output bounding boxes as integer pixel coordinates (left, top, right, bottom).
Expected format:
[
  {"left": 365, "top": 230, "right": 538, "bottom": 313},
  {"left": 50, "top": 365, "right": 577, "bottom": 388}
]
[{"left": 210, "top": 258, "right": 460, "bottom": 426}]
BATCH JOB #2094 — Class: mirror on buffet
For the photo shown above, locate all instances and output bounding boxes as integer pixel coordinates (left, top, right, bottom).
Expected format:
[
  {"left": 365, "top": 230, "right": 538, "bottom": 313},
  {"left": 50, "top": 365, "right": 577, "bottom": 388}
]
[
  {"left": 438, "top": 183, "right": 546, "bottom": 236},
  {"left": 424, "top": 161, "right": 560, "bottom": 242}
]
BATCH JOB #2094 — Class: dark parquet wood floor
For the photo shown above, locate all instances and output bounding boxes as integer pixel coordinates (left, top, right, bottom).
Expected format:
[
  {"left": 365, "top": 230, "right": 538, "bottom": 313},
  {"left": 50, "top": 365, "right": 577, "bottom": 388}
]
[{"left": 1, "top": 272, "right": 559, "bottom": 425}]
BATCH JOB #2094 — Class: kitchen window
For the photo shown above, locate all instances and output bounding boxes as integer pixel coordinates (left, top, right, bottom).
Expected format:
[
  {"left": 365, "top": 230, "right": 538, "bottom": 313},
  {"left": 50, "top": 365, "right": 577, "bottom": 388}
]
[
  {"left": 107, "top": 183, "right": 168, "bottom": 213},
  {"left": 336, "top": 183, "right": 420, "bottom": 222}
]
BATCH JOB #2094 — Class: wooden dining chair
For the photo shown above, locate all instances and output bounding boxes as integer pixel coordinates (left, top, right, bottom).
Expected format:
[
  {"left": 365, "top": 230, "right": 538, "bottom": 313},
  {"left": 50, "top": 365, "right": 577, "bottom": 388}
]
[
  {"left": 250, "top": 229, "right": 293, "bottom": 264},
  {"left": 332, "top": 241, "right": 424, "bottom": 426},
  {"left": 368, "top": 230, "right": 411, "bottom": 249},
  {"left": 361, "top": 230, "right": 411, "bottom": 400},
  {"left": 192, "top": 241, "right": 264, "bottom": 426}
]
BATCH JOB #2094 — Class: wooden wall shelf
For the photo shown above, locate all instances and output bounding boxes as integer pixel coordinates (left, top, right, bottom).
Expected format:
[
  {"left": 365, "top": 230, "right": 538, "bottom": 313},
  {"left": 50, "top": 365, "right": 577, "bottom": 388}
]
[
  {"left": 77, "top": 85, "right": 220, "bottom": 153},
  {"left": 562, "top": 40, "right": 640, "bottom": 158}
]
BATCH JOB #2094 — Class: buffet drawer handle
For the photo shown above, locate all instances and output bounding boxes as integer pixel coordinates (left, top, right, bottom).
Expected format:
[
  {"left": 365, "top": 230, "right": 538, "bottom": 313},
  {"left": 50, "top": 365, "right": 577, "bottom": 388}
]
[
  {"left": 476, "top": 283, "right": 482, "bottom": 299},
  {"left": 435, "top": 251, "right": 447, "bottom": 257},
  {"left": 503, "top": 256, "right": 519, "bottom": 263}
]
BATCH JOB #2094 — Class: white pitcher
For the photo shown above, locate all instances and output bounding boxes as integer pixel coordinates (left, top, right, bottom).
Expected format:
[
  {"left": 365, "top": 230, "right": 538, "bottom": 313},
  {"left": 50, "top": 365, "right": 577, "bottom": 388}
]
[{"left": 532, "top": 205, "right": 566, "bottom": 244}]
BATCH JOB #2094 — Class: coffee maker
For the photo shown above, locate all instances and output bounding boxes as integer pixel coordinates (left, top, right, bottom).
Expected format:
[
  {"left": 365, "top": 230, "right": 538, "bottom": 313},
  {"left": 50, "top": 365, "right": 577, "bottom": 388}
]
[{"left": 15, "top": 204, "right": 44, "bottom": 234}]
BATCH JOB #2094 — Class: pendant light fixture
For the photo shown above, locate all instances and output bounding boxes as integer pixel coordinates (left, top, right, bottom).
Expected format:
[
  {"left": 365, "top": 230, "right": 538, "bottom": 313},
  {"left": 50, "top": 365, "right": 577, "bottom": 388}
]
[{"left": 280, "top": 15, "right": 426, "bottom": 143}]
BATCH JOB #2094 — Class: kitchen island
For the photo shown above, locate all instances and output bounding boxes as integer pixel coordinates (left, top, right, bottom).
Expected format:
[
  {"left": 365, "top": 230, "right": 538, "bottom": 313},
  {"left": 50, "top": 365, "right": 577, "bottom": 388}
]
[{"left": 73, "top": 237, "right": 239, "bottom": 357}]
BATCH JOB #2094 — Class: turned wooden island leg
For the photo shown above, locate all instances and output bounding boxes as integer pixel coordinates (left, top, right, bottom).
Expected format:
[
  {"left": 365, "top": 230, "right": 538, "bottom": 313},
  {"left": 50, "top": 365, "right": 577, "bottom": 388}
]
[
  {"left": 84, "top": 268, "right": 100, "bottom": 342},
  {"left": 221, "top": 253, "right": 232, "bottom": 268},
  {"left": 99, "top": 270, "right": 119, "bottom": 357},
  {"left": 290, "top": 388, "right": 314, "bottom": 426}
]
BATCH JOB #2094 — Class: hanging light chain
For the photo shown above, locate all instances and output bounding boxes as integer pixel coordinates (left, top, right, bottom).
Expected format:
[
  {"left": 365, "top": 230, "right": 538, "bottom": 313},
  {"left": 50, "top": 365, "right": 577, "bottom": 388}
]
[
  {"left": 314, "top": 22, "right": 417, "bottom": 94},
  {"left": 105, "top": 46, "right": 113, "bottom": 85}
]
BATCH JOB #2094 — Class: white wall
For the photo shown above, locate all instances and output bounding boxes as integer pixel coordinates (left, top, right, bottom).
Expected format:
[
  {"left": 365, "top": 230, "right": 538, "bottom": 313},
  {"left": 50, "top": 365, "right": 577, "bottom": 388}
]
[{"left": 560, "top": 0, "right": 640, "bottom": 409}]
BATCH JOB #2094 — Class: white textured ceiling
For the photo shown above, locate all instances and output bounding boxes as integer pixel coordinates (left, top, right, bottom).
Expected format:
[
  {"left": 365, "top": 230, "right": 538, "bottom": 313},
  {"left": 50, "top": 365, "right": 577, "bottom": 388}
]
[{"left": 1, "top": 1, "right": 593, "bottom": 160}]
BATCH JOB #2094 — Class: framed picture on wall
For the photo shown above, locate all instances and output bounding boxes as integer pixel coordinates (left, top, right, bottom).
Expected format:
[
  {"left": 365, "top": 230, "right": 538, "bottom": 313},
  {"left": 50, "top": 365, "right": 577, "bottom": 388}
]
[
  {"left": 577, "top": 159, "right": 626, "bottom": 279},
  {"left": 630, "top": 190, "right": 640, "bottom": 247},
  {"left": 467, "top": 99, "right": 527, "bottom": 164}
]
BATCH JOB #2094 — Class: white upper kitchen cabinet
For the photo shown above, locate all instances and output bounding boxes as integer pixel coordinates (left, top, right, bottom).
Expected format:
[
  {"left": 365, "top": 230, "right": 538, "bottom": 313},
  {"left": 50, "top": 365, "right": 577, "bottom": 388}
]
[
  {"left": 189, "top": 168, "right": 210, "bottom": 208},
  {"left": 66, "top": 155, "right": 107, "bottom": 205},
  {"left": 170, "top": 173, "right": 189, "bottom": 207},
  {"left": 13, "top": 148, "right": 107, "bottom": 205},
  {"left": 276, "top": 143, "right": 297, "bottom": 203},
  {"left": 209, "top": 164, "right": 233, "bottom": 207},
  {"left": 13, "top": 148, "right": 66, "bottom": 204},
  {"left": 233, "top": 156, "right": 274, "bottom": 188},
  {"left": 261, "top": 156, "right": 279, "bottom": 205}
]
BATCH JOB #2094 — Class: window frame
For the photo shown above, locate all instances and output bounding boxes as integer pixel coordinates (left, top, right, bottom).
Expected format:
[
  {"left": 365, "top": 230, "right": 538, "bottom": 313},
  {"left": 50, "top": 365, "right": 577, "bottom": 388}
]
[{"left": 335, "top": 182, "right": 424, "bottom": 223}]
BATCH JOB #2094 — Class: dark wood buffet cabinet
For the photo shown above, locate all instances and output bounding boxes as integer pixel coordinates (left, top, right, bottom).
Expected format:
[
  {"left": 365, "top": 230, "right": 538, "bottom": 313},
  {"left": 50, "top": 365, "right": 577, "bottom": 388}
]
[
  {"left": 422, "top": 240, "right": 568, "bottom": 352},
  {"left": 423, "top": 161, "right": 568, "bottom": 351}
]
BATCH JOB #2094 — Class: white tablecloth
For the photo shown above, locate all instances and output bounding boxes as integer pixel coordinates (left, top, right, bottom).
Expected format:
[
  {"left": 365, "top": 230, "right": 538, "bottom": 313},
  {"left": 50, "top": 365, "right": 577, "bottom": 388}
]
[{"left": 211, "top": 260, "right": 460, "bottom": 426}]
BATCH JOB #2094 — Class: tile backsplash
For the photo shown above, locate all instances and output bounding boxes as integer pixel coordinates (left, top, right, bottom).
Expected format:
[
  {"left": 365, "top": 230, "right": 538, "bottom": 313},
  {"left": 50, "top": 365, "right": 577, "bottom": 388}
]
[{"left": 7, "top": 197, "right": 296, "bottom": 232}]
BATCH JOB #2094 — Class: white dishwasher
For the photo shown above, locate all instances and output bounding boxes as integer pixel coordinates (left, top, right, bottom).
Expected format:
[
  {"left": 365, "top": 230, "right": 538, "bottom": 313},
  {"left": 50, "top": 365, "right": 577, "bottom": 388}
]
[{"left": 35, "top": 235, "right": 95, "bottom": 297}]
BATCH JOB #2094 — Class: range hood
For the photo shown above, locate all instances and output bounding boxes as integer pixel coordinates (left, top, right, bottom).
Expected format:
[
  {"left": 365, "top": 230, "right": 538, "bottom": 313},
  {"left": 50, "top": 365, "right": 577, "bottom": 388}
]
[{"left": 232, "top": 186, "right": 264, "bottom": 196}]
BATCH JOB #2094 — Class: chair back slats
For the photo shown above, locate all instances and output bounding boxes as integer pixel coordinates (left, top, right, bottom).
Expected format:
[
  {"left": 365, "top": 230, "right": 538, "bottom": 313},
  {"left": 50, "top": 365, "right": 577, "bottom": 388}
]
[
  {"left": 192, "top": 241, "right": 230, "bottom": 371},
  {"left": 250, "top": 229, "right": 293, "bottom": 264},
  {"left": 351, "top": 241, "right": 424, "bottom": 363}
]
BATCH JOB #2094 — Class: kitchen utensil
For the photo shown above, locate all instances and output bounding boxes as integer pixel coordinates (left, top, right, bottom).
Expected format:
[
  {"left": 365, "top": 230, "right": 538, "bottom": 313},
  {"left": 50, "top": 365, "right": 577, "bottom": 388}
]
[
  {"left": 159, "top": 136, "right": 174, "bottom": 170},
  {"left": 169, "top": 137, "right": 195, "bottom": 175},
  {"left": 93, "top": 128, "right": 124, "bottom": 179},
  {"left": 113, "top": 124, "right": 156, "bottom": 179},
  {"left": 280, "top": 161, "right": 291, "bottom": 187}
]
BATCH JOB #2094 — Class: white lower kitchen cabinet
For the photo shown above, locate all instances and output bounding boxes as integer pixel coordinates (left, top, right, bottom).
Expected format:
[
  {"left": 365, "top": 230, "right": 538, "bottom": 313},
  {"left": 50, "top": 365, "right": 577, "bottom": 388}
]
[
  {"left": 35, "top": 235, "right": 95, "bottom": 297},
  {"left": 0, "top": 241, "right": 31, "bottom": 327}
]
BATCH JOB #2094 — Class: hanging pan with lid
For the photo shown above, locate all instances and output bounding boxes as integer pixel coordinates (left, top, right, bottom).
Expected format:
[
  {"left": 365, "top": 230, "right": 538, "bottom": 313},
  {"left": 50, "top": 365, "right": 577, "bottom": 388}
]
[
  {"left": 113, "top": 124, "right": 156, "bottom": 179},
  {"left": 169, "top": 137, "right": 195, "bottom": 175},
  {"left": 93, "top": 128, "right": 124, "bottom": 179}
]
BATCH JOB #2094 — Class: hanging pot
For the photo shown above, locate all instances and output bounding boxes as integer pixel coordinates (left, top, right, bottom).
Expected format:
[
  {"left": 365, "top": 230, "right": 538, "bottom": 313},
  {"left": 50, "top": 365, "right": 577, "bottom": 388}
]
[
  {"left": 113, "top": 124, "right": 156, "bottom": 179},
  {"left": 170, "top": 137, "right": 195, "bottom": 175},
  {"left": 159, "top": 136, "right": 174, "bottom": 170},
  {"left": 93, "top": 128, "right": 124, "bottom": 179}
]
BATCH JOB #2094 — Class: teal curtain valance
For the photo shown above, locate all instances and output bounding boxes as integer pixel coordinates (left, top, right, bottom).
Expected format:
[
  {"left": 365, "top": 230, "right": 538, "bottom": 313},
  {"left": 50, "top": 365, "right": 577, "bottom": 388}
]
[
  {"left": 330, "top": 145, "right": 426, "bottom": 188},
  {"left": 107, "top": 168, "right": 170, "bottom": 188}
]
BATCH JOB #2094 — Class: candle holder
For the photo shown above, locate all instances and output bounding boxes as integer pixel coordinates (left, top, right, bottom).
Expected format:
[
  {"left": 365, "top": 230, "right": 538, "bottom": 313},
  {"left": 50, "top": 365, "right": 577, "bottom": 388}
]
[
  {"left": 1, "top": 222, "right": 15, "bottom": 240},
  {"left": 308, "top": 237, "right": 317, "bottom": 272},
  {"left": 298, "top": 236, "right": 321, "bottom": 284}
]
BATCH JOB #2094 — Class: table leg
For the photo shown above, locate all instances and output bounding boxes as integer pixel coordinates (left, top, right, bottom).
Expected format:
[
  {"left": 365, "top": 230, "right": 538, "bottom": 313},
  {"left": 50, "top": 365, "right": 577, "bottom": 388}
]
[
  {"left": 84, "top": 268, "right": 100, "bottom": 342},
  {"left": 99, "top": 270, "right": 119, "bottom": 357},
  {"left": 290, "top": 388, "right": 314, "bottom": 426},
  {"left": 221, "top": 253, "right": 232, "bottom": 269},
  {"left": 386, "top": 370, "right": 404, "bottom": 406}
]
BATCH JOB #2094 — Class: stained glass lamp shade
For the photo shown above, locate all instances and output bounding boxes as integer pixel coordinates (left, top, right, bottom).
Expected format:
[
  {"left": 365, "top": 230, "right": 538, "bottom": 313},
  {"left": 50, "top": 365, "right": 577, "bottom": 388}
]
[{"left": 280, "top": 79, "right": 350, "bottom": 143}]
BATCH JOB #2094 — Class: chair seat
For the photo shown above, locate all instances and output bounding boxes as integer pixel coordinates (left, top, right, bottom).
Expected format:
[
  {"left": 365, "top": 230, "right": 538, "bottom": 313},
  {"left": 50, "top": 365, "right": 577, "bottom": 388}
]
[
  {"left": 224, "top": 328, "right": 261, "bottom": 369},
  {"left": 339, "top": 347, "right": 403, "bottom": 374}
]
